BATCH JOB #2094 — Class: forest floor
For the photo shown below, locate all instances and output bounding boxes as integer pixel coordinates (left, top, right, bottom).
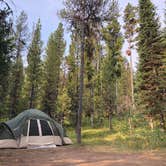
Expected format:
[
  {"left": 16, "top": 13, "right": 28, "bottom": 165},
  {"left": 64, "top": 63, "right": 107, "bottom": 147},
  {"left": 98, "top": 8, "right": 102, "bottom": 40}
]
[{"left": 0, "top": 145, "right": 166, "bottom": 166}]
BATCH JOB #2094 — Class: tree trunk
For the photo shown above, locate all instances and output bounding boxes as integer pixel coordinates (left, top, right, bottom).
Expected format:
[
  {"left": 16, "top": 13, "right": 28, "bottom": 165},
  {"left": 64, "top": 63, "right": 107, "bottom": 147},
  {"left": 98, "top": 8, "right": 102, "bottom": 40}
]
[
  {"left": 149, "top": 116, "right": 154, "bottom": 131},
  {"left": 10, "top": 80, "right": 18, "bottom": 118},
  {"left": 160, "top": 111, "right": 166, "bottom": 131},
  {"left": 76, "top": 26, "right": 85, "bottom": 144},
  {"left": 115, "top": 80, "right": 118, "bottom": 113},
  {"left": 10, "top": 97, "right": 16, "bottom": 118},
  {"left": 90, "top": 109, "right": 94, "bottom": 128},
  {"left": 128, "top": 116, "right": 132, "bottom": 134},
  {"left": 128, "top": 107, "right": 132, "bottom": 133},
  {"left": 109, "top": 110, "right": 113, "bottom": 130},
  {"left": 90, "top": 86, "right": 94, "bottom": 128},
  {"left": 75, "top": 43, "right": 79, "bottom": 134},
  {"left": 130, "top": 52, "right": 135, "bottom": 109},
  {"left": 29, "top": 84, "right": 35, "bottom": 109},
  {"left": 10, "top": 46, "right": 21, "bottom": 118}
]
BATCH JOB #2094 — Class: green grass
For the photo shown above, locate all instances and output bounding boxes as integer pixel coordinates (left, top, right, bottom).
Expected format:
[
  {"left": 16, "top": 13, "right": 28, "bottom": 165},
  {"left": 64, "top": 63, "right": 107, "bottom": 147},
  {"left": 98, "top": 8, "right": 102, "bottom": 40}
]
[{"left": 67, "top": 117, "right": 166, "bottom": 151}]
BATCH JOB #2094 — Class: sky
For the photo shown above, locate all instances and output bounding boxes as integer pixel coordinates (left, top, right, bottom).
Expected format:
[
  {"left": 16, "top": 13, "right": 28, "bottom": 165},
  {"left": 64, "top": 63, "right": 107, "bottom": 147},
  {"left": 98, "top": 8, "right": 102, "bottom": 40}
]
[{"left": 9, "top": 0, "right": 165, "bottom": 69}]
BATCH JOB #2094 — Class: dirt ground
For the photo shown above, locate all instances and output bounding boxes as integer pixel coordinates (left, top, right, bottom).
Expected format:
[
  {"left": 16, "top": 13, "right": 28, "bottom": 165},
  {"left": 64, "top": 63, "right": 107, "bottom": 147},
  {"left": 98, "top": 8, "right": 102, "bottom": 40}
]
[{"left": 0, "top": 146, "right": 165, "bottom": 166}]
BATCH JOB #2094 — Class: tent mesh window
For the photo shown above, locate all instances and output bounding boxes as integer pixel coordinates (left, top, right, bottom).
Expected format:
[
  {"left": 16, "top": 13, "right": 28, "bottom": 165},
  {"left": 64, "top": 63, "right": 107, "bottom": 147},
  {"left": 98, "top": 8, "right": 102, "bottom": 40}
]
[
  {"left": 40, "top": 120, "right": 53, "bottom": 136},
  {"left": 29, "top": 119, "right": 39, "bottom": 136},
  {"left": 22, "top": 121, "right": 28, "bottom": 136}
]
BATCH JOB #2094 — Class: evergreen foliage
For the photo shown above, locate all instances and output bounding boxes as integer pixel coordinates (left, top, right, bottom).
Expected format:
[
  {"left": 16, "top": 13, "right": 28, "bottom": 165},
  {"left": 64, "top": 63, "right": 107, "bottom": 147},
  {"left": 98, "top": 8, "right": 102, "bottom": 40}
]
[
  {"left": 123, "top": 3, "right": 138, "bottom": 48},
  {"left": 0, "top": 0, "right": 14, "bottom": 115},
  {"left": 9, "top": 11, "right": 28, "bottom": 117},
  {"left": 102, "top": 0, "right": 123, "bottom": 130},
  {"left": 116, "top": 58, "right": 131, "bottom": 112},
  {"left": 123, "top": 2, "right": 138, "bottom": 107},
  {"left": 42, "top": 23, "right": 65, "bottom": 117},
  {"left": 60, "top": 0, "right": 114, "bottom": 144},
  {"left": 138, "top": 0, "right": 165, "bottom": 129},
  {"left": 25, "top": 19, "right": 42, "bottom": 109},
  {"left": 66, "top": 33, "right": 79, "bottom": 127}
]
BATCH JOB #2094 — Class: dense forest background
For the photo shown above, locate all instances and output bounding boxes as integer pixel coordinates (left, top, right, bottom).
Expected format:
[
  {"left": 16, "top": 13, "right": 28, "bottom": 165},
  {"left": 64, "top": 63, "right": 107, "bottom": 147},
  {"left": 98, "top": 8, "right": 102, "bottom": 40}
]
[{"left": 0, "top": 0, "right": 165, "bottom": 146}]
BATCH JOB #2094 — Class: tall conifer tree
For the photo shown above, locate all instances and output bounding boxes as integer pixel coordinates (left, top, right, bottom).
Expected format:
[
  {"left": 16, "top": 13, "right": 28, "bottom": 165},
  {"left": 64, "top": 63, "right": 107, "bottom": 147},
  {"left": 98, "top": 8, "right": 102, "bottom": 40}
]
[
  {"left": 0, "top": 0, "right": 14, "bottom": 115},
  {"left": 61, "top": 0, "right": 112, "bottom": 143},
  {"left": 9, "top": 11, "right": 28, "bottom": 117},
  {"left": 25, "top": 19, "right": 42, "bottom": 109},
  {"left": 42, "top": 23, "right": 65, "bottom": 117},
  {"left": 66, "top": 33, "right": 79, "bottom": 127},
  {"left": 123, "top": 3, "right": 138, "bottom": 109},
  {"left": 138, "top": 0, "right": 165, "bottom": 129},
  {"left": 102, "top": 0, "right": 123, "bottom": 130}
]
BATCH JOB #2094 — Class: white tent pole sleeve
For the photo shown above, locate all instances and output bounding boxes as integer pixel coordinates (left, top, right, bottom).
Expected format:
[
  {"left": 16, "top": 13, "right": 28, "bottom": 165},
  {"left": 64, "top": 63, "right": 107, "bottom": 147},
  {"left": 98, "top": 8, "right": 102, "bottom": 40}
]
[
  {"left": 37, "top": 119, "right": 42, "bottom": 136},
  {"left": 26, "top": 120, "right": 30, "bottom": 143}
]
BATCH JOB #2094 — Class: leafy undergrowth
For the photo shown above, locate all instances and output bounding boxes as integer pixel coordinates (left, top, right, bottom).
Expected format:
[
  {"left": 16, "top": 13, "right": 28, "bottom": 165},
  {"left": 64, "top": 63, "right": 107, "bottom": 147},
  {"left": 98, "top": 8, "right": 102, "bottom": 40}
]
[{"left": 67, "top": 117, "right": 166, "bottom": 151}]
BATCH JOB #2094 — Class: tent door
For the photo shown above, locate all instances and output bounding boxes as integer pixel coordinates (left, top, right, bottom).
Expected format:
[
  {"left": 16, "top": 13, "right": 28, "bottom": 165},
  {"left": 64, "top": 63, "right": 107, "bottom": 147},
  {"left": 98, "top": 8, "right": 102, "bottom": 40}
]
[
  {"left": 19, "top": 119, "right": 30, "bottom": 148},
  {"left": 33, "top": 120, "right": 55, "bottom": 146},
  {"left": 20, "top": 119, "right": 56, "bottom": 147}
]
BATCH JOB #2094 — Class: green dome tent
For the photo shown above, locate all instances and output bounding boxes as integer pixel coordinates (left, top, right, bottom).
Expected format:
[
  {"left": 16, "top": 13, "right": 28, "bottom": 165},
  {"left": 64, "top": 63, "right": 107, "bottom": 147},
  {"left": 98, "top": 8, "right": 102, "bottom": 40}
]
[{"left": 0, "top": 109, "right": 72, "bottom": 148}]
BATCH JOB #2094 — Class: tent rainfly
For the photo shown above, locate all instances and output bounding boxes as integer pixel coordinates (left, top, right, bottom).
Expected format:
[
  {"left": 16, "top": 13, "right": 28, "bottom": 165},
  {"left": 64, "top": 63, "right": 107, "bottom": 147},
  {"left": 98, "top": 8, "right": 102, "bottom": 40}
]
[{"left": 0, "top": 109, "right": 72, "bottom": 148}]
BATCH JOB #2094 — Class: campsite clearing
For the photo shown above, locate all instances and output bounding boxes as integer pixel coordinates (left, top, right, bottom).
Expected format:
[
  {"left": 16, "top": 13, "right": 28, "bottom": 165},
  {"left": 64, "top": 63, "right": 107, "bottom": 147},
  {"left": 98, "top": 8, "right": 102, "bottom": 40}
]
[{"left": 0, "top": 146, "right": 165, "bottom": 166}]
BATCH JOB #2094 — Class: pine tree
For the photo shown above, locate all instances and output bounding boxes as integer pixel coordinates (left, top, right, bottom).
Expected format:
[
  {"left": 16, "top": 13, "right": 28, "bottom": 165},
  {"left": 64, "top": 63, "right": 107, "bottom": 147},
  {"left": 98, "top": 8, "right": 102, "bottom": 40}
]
[
  {"left": 42, "top": 23, "right": 65, "bottom": 117},
  {"left": 0, "top": 0, "right": 14, "bottom": 116},
  {"left": 138, "top": 0, "right": 165, "bottom": 130},
  {"left": 56, "top": 63, "right": 71, "bottom": 126},
  {"left": 9, "top": 11, "right": 28, "bottom": 117},
  {"left": 84, "top": 38, "right": 95, "bottom": 127},
  {"left": 158, "top": 5, "right": 166, "bottom": 130},
  {"left": 102, "top": 0, "right": 123, "bottom": 130},
  {"left": 66, "top": 33, "right": 79, "bottom": 127},
  {"left": 117, "top": 58, "right": 131, "bottom": 113},
  {"left": 61, "top": 0, "right": 112, "bottom": 143},
  {"left": 25, "top": 19, "right": 42, "bottom": 109},
  {"left": 123, "top": 3, "right": 138, "bottom": 109},
  {"left": 93, "top": 42, "right": 105, "bottom": 126}
]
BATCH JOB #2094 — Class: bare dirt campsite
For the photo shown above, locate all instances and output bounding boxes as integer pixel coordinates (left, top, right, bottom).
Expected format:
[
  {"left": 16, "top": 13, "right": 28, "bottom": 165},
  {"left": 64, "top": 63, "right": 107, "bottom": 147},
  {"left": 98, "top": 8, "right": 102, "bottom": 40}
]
[{"left": 0, "top": 146, "right": 166, "bottom": 166}]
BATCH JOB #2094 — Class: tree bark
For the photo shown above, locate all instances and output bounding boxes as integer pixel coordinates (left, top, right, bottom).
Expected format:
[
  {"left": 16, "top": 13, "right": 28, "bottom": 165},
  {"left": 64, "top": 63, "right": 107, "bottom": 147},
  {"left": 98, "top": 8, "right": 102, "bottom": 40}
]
[
  {"left": 160, "top": 111, "right": 166, "bottom": 131},
  {"left": 77, "top": 25, "right": 85, "bottom": 144},
  {"left": 128, "top": 116, "right": 132, "bottom": 134},
  {"left": 10, "top": 45, "right": 21, "bottom": 118},
  {"left": 109, "top": 110, "right": 113, "bottom": 130},
  {"left": 149, "top": 116, "right": 154, "bottom": 131},
  {"left": 29, "top": 84, "right": 35, "bottom": 109},
  {"left": 129, "top": 50, "right": 135, "bottom": 110},
  {"left": 90, "top": 86, "right": 94, "bottom": 128}
]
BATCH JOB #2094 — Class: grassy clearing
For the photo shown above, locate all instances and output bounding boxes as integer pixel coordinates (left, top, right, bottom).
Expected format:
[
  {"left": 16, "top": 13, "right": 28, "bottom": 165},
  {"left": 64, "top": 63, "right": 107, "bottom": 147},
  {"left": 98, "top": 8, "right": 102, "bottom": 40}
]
[
  {"left": 1, "top": 112, "right": 165, "bottom": 151},
  {"left": 67, "top": 117, "right": 166, "bottom": 151}
]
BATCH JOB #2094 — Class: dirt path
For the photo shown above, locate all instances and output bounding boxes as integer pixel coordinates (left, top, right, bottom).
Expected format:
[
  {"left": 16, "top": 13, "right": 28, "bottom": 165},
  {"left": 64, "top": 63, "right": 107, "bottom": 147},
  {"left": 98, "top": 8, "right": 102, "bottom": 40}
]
[{"left": 0, "top": 146, "right": 165, "bottom": 166}]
